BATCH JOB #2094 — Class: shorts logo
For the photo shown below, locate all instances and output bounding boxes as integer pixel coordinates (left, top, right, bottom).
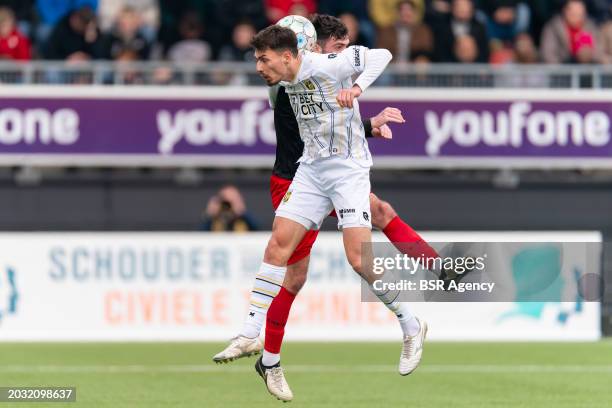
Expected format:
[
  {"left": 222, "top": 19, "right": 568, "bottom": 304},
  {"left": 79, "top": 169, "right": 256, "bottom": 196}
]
[
  {"left": 328, "top": 53, "right": 337, "bottom": 59},
  {"left": 354, "top": 47, "right": 361, "bottom": 67},
  {"left": 303, "top": 79, "right": 316, "bottom": 90},
  {"left": 282, "top": 191, "right": 292, "bottom": 203},
  {"left": 339, "top": 208, "right": 355, "bottom": 219},
  {"left": 362, "top": 211, "right": 370, "bottom": 222}
]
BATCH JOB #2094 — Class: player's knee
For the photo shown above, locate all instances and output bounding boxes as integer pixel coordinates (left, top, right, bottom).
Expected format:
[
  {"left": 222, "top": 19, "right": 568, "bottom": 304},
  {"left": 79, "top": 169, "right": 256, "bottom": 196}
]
[{"left": 264, "top": 235, "right": 292, "bottom": 265}]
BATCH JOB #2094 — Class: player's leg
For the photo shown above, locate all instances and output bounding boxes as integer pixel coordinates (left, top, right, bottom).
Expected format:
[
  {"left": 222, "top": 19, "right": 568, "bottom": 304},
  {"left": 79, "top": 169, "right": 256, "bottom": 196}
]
[
  {"left": 254, "top": 164, "right": 333, "bottom": 402},
  {"left": 370, "top": 192, "right": 475, "bottom": 286},
  {"left": 333, "top": 161, "right": 427, "bottom": 376},
  {"left": 214, "top": 166, "right": 326, "bottom": 367},
  {"left": 253, "top": 252, "right": 310, "bottom": 404},
  {"left": 241, "top": 186, "right": 318, "bottom": 338},
  {"left": 261, "top": 227, "right": 317, "bottom": 365},
  {"left": 233, "top": 175, "right": 301, "bottom": 338},
  {"left": 343, "top": 223, "right": 427, "bottom": 376},
  {"left": 213, "top": 215, "right": 307, "bottom": 364},
  {"left": 283, "top": 254, "right": 310, "bottom": 293},
  {"left": 370, "top": 192, "right": 440, "bottom": 265},
  {"left": 262, "top": 261, "right": 303, "bottom": 364}
]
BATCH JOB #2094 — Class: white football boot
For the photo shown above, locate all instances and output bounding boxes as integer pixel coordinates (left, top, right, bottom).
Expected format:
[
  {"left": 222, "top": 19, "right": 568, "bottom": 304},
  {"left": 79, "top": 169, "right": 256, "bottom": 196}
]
[
  {"left": 398, "top": 318, "right": 428, "bottom": 376},
  {"left": 212, "top": 336, "right": 263, "bottom": 363},
  {"left": 255, "top": 356, "right": 293, "bottom": 402}
]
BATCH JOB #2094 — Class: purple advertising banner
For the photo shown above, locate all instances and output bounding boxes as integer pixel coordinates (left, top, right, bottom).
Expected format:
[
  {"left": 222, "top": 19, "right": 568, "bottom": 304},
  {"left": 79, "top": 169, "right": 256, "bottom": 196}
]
[{"left": 0, "top": 87, "right": 610, "bottom": 169}]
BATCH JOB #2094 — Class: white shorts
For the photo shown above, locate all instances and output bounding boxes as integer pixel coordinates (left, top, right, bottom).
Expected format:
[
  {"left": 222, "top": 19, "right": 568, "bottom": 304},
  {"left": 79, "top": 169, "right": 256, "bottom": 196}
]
[{"left": 276, "top": 156, "right": 372, "bottom": 230}]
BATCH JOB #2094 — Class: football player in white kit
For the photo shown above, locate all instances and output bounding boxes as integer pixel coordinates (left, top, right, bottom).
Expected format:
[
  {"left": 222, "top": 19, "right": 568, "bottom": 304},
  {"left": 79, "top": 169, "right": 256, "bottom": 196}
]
[{"left": 246, "top": 25, "right": 427, "bottom": 401}]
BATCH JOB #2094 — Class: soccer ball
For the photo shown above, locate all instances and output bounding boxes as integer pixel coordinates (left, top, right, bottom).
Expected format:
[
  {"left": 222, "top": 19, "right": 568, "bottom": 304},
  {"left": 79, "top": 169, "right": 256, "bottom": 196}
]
[{"left": 276, "top": 15, "right": 317, "bottom": 52}]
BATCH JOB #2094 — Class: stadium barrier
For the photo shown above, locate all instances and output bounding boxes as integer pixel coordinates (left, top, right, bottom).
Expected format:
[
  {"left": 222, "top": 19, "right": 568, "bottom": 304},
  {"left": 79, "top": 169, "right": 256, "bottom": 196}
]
[
  {"left": 0, "top": 231, "right": 600, "bottom": 342},
  {"left": 0, "top": 86, "right": 611, "bottom": 170},
  {"left": 0, "top": 61, "right": 612, "bottom": 88}
]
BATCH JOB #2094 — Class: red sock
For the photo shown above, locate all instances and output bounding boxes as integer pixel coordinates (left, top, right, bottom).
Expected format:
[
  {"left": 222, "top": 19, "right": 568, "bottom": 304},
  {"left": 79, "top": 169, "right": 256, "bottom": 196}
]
[
  {"left": 264, "top": 287, "right": 296, "bottom": 354},
  {"left": 383, "top": 216, "right": 440, "bottom": 269}
]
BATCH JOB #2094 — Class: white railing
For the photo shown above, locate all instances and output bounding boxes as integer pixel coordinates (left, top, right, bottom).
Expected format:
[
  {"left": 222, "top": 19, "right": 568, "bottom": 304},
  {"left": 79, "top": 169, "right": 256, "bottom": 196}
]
[{"left": 0, "top": 61, "right": 612, "bottom": 88}]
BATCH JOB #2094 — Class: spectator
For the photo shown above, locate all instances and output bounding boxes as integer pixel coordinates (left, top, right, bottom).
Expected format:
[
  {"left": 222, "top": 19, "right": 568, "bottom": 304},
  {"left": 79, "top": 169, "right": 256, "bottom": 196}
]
[
  {"left": 590, "top": 0, "right": 612, "bottom": 23},
  {"left": 525, "top": 0, "right": 560, "bottom": 45},
  {"left": 495, "top": 33, "right": 548, "bottom": 87},
  {"left": 101, "top": 7, "right": 151, "bottom": 60},
  {"left": 166, "top": 11, "right": 211, "bottom": 63},
  {"left": 454, "top": 34, "right": 478, "bottom": 62},
  {"left": 319, "top": 0, "right": 375, "bottom": 47},
  {"left": 0, "top": 7, "right": 31, "bottom": 60},
  {"left": 425, "top": 0, "right": 451, "bottom": 23},
  {"left": 0, "top": 0, "right": 34, "bottom": 37},
  {"left": 210, "top": 0, "right": 267, "bottom": 57},
  {"left": 36, "top": 0, "right": 97, "bottom": 46},
  {"left": 376, "top": 0, "right": 433, "bottom": 63},
  {"left": 43, "top": 6, "right": 104, "bottom": 61},
  {"left": 218, "top": 20, "right": 257, "bottom": 62},
  {"left": 479, "top": 1, "right": 531, "bottom": 42},
  {"left": 540, "top": 0, "right": 600, "bottom": 63},
  {"left": 98, "top": 0, "right": 159, "bottom": 41},
  {"left": 200, "top": 185, "right": 258, "bottom": 232},
  {"left": 514, "top": 32, "right": 539, "bottom": 63},
  {"left": 264, "top": 0, "right": 317, "bottom": 24},
  {"left": 582, "top": 0, "right": 612, "bottom": 23},
  {"left": 431, "top": 0, "right": 489, "bottom": 62},
  {"left": 600, "top": 19, "right": 612, "bottom": 63},
  {"left": 114, "top": 47, "right": 146, "bottom": 83},
  {"left": 339, "top": 12, "right": 370, "bottom": 46},
  {"left": 488, "top": 41, "right": 513, "bottom": 64},
  {"left": 370, "top": 0, "right": 424, "bottom": 28},
  {"left": 490, "top": 31, "right": 539, "bottom": 65}
]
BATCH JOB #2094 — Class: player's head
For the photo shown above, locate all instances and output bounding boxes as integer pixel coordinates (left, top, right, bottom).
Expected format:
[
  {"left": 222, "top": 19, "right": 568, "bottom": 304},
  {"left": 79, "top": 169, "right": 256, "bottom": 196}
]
[
  {"left": 251, "top": 25, "right": 299, "bottom": 86},
  {"left": 311, "top": 14, "right": 349, "bottom": 54}
]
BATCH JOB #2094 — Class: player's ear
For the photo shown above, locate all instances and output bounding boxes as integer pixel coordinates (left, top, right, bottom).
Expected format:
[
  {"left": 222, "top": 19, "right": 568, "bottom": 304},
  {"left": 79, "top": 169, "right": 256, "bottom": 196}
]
[
  {"left": 312, "top": 43, "right": 322, "bottom": 53},
  {"left": 282, "top": 49, "right": 292, "bottom": 65}
]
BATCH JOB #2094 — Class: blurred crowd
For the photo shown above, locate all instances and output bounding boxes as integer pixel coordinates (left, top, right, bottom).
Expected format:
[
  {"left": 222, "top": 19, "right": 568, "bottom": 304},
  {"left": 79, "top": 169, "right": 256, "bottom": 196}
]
[{"left": 1, "top": 0, "right": 612, "bottom": 65}]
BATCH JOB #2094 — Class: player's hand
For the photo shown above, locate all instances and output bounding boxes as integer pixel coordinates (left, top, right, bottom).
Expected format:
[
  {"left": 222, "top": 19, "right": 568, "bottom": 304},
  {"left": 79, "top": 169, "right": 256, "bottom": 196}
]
[
  {"left": 336, "top": 85, "right": 362, "bottom": 108},
  {"left": 372, "top": 124, "right": 393, "bottom": 139},
  {"left": 370, "top": 107, "right": 405, "bottom": 129}
]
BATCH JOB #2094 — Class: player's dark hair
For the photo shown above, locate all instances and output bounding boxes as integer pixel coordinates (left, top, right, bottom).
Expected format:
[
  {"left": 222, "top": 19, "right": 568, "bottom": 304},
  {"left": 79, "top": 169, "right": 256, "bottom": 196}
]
[
  {"left": 311, "top": 14, "right": 348, "bottom": 46},
  {"left": 250, "top": 25, "right": 298, "bottom": 56}
]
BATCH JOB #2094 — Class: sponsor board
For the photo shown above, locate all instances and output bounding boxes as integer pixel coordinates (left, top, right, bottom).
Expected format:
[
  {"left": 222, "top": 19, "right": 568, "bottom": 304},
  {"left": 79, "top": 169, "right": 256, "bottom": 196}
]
[
  {"left": 0, "top": 231, "right": 600, "bottom": 341},
  {"left": 0, "top": 87, "right": 611, "bottom": 168}
]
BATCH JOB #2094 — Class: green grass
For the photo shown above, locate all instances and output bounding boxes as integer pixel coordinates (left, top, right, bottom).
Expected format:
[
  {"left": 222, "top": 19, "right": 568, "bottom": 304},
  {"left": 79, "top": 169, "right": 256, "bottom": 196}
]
[{"left": 0, "top": 341, "right": 611, "bottom": 407}]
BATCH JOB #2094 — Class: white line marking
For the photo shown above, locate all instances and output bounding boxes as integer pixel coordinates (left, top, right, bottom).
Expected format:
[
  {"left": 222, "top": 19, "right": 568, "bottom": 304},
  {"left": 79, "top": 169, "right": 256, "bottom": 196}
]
[{"left": 1, "top": 365, "right": 611, "bottom": 374}]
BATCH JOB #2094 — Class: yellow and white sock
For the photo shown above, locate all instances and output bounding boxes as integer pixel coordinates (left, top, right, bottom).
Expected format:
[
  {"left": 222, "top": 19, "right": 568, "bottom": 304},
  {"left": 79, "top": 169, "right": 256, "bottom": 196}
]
[{"left": 240, "top": 262, "right": 286, "bottom": 338}]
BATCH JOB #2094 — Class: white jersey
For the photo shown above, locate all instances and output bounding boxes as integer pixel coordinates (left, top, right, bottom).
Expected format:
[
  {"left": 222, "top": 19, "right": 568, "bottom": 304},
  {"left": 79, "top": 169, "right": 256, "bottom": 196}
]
[{"left": 280, "top": 46, "right": 391, "bottom": 166}]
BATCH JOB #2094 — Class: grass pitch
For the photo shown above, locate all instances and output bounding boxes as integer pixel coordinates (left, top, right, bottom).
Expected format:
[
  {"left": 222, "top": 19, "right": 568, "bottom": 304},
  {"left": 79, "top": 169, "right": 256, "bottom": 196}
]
[{"left": 0, "top": 341, "right": 610, "bottom": 407}]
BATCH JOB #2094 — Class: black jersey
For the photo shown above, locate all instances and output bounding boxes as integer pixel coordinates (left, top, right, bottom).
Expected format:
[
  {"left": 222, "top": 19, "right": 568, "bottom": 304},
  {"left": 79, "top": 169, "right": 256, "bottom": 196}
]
[{"left": 272, "top": 86, "right": 373, "bottom": 180}]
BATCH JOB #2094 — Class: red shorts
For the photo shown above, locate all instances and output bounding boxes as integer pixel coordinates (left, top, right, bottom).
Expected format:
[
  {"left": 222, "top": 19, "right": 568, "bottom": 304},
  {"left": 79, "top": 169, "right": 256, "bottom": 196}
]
[{"left": 270, "top": 174, "right": 336, "bottom": 265}]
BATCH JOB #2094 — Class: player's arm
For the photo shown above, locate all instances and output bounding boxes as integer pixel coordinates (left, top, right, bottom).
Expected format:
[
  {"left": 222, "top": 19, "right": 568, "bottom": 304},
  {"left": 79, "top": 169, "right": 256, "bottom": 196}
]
[
  {"left": 363, "top": 118, "right": 373, "bottom": 138},
  {"left": 335, "top": 46, "right": 392, "bottom": 108},
  {"left": 366, "top": 107, "right": 406, "bottom": 139}
]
